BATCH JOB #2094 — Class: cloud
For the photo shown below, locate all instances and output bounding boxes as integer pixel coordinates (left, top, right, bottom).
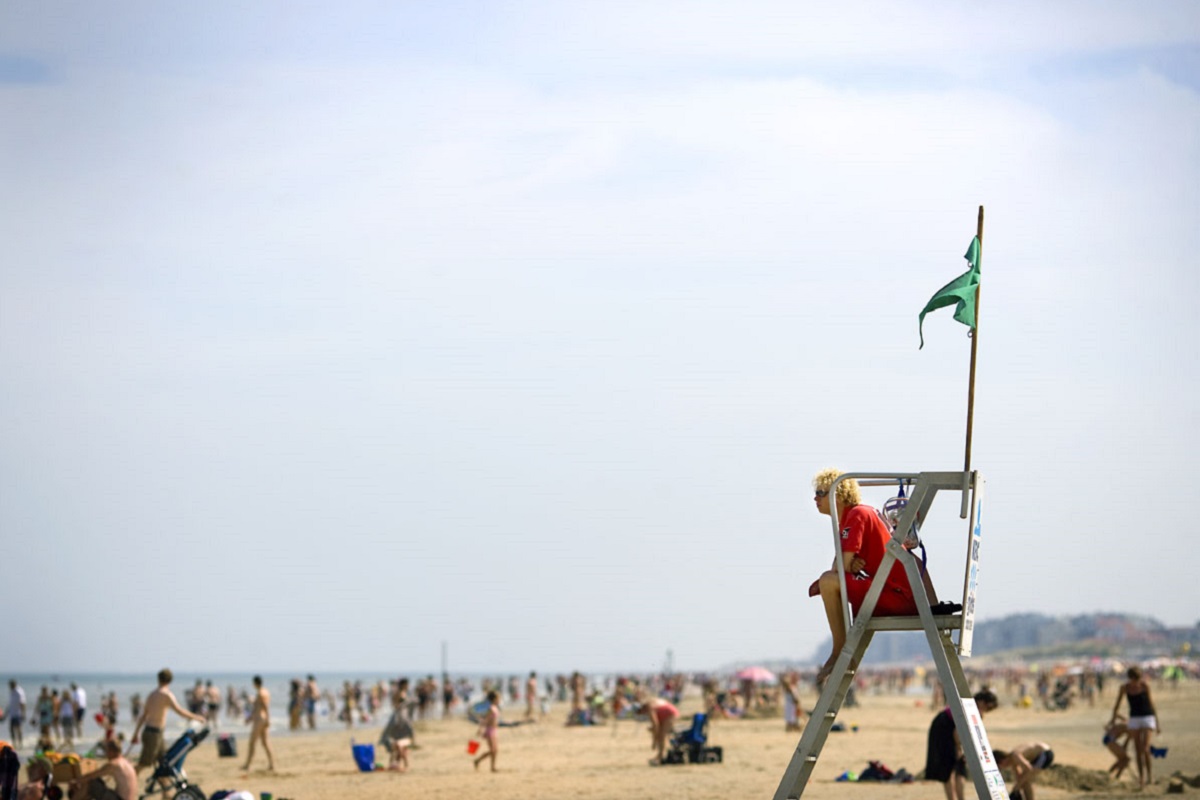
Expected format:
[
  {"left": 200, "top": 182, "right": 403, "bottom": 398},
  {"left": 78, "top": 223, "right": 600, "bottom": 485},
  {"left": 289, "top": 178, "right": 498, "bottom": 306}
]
[{"left": 1, "top": 2, "right": 1199, "bottom": 670}]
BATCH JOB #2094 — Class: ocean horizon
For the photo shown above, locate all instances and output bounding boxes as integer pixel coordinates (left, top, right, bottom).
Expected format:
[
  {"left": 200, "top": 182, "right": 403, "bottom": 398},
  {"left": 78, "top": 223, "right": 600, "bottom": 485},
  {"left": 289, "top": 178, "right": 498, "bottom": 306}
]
[{"left": 2, "top": 668, "right": 581, "bottom": 756}]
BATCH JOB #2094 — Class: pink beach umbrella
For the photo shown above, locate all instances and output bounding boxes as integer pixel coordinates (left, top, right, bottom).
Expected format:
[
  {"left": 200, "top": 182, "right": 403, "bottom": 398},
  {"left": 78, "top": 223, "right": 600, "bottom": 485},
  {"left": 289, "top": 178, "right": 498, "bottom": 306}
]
[{"left": 735, "top": 666, "right": 777, "bottom": 683}]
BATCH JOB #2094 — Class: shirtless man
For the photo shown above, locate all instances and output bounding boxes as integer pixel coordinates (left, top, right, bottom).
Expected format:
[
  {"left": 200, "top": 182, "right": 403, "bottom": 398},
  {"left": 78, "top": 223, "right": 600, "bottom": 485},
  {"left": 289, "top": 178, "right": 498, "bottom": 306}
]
[
  {"left": 242, "top": 675, "right": 275, "bottom": 771},
  {"left": 131, "top": 669, "right": 207, "bottom": 774},
  {"left": 205, "top": 681, "right": 221, "bottom": 726},
  {"left": 15, "top": 755, "right": 53, "bottom": 800},
  {"left": 70, "top": 739, "right": 137, "bottom": 800}
]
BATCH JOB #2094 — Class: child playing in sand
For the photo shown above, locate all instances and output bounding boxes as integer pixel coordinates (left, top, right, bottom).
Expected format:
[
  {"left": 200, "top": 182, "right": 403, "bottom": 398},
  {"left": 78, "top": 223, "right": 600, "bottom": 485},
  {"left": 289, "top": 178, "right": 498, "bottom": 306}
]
[
  {"left": 1103, "top": 715, "right": 1131, "bottom": 779},
  {"left": 473, "top": 691, "right": 500, "bottom": 773},
  {"left": 380, "top": 695, "right": 413, "bottom": 772}
]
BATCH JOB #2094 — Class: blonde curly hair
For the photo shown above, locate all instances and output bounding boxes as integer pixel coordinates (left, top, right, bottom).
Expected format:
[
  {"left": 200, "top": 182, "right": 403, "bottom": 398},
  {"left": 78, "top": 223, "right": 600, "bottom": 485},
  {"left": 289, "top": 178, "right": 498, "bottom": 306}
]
[{"left": 812, "top": 467, "right": 860, "bottom": 507}]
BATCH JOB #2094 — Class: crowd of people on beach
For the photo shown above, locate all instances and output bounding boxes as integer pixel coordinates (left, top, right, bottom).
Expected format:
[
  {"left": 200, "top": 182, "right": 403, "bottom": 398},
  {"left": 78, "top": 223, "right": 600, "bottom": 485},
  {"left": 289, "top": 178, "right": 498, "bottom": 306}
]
[
  {"left": 1, "top": 681, "right": 134, "bottom": 755},
  {"left": 2, "top": 657, "right": 1187, "bottom": 800}
]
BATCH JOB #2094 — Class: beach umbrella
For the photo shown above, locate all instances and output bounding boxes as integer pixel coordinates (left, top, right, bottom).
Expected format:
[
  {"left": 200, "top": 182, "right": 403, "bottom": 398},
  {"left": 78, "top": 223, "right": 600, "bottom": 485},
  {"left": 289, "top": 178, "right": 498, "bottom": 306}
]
[{"left": 735, "top": 666, "right": 777, "bottom": 683}]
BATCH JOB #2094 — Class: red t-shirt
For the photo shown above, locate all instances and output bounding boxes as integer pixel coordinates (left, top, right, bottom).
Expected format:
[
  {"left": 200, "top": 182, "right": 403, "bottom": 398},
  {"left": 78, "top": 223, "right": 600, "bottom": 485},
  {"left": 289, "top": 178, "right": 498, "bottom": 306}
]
[{"left": 839, "top": 504, "right": 912, "bottom": 599}]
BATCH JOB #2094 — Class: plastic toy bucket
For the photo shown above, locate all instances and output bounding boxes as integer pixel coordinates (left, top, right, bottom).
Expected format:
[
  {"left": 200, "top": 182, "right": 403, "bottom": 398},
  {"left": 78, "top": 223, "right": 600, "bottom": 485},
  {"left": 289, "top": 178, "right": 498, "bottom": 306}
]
[
  {"left": 351, "top": 742, "right": 376, "bottom": 772},
  {"left": 467, "top": 740, "right": 481, "bottom": 755}
]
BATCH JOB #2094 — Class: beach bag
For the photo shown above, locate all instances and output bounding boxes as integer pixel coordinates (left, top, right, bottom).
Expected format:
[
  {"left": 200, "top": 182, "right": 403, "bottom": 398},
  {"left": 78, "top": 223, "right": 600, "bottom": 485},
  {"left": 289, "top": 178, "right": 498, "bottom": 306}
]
[{"left": 217, "top": 734, "right": 237, "bottom": 758}]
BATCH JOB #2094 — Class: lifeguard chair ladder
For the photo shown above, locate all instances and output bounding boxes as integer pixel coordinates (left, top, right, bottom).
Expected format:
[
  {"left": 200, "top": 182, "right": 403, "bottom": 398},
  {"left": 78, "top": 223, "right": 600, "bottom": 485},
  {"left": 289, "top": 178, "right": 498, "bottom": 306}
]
[{"left": 773, "top": 470, "right": 1009, "bottom": 800}]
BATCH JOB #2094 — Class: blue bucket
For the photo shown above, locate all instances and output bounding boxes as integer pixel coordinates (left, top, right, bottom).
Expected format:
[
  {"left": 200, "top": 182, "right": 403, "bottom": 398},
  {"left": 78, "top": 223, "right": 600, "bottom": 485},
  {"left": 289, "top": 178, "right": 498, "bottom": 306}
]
[{"left": 352, "top": 741, "right": 376, "bottom": 772}]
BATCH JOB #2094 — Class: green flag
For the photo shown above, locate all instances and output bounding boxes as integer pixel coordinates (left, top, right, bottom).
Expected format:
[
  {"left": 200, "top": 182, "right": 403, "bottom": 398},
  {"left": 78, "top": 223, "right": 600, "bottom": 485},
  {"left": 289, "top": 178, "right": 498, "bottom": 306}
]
[{"left": 918, "top": 237, "right": 980, "bottom": 349}]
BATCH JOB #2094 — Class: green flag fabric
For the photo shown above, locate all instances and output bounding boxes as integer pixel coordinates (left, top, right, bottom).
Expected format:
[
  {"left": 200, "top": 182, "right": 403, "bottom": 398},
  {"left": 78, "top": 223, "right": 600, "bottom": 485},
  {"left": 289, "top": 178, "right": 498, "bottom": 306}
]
[{"left": 918, "top": 237, "right": 980, "bottom": 349}]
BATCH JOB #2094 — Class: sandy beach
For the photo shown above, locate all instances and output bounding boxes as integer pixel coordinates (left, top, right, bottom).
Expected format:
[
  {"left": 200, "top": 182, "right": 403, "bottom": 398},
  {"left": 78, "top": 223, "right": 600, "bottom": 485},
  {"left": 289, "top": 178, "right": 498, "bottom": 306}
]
[{"left": 148, "top": 678, "right": 1198, "bottom": 800}]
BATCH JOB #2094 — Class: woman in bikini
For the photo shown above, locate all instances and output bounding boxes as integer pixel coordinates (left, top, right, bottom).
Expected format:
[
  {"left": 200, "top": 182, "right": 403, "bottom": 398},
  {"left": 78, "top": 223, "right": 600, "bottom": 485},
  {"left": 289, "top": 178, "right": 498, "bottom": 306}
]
[
  {"left": 1111, "top": 666, "right": 1159, "bottom": 787},
  {"left": 473, "top": 691, "right": 501, "bottom": 772}
]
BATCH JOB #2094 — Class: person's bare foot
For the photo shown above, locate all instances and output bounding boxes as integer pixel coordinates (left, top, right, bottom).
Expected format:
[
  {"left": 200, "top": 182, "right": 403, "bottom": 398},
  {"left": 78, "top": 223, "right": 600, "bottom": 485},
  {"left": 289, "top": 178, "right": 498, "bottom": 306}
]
[{"left": 817, "top": 655, "right": 859, "bottom": 685}]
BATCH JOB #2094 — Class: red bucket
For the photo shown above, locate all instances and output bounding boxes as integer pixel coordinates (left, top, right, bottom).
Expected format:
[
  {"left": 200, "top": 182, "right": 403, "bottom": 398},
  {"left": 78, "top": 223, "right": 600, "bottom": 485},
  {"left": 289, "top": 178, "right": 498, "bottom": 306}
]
[{"left": 467, "top": 740, "right": 480, "bottom": 755}]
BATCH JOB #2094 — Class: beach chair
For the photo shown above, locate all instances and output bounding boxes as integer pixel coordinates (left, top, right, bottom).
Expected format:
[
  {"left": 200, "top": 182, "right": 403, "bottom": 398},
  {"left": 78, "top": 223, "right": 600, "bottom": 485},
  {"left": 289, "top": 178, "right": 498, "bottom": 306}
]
[
  {"left": 139, "top": 726, "right": 208, "bottom": 800},
  {"left": 663, "top": 713, "right": 722, "bottom": 765}
]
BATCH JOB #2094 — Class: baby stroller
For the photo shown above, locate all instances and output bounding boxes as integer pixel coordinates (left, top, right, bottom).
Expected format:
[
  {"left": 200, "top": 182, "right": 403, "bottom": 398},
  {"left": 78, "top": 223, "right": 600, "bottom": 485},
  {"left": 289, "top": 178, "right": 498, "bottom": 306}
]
[
  {"left": 662, "top": 713, "right": 723, "bottom": 765},
  {"left": 139, "top": 727, "right": 209, "bottom": 800}
]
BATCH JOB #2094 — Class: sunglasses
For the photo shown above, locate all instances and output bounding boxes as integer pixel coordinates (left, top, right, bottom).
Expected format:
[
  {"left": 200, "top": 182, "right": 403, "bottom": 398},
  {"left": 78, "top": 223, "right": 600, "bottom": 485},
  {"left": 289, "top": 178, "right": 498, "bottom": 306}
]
[{"left": 814, "top": 490, "right": 829, "bottom": 498}]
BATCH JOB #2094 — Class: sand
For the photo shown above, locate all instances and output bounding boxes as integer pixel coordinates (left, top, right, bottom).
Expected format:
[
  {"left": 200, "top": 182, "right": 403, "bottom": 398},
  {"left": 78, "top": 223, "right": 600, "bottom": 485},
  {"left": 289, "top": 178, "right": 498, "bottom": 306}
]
[{"left": 155, "top": 680, "right": 1200, "bottom": 800}]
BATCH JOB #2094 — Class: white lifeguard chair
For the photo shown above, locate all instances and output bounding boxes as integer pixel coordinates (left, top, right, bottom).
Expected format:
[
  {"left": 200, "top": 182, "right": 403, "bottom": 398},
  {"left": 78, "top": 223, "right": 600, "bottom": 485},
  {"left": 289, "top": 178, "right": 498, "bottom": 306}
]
[{"left": 773, "top": 470, "right": 1009, "bottom": 800}]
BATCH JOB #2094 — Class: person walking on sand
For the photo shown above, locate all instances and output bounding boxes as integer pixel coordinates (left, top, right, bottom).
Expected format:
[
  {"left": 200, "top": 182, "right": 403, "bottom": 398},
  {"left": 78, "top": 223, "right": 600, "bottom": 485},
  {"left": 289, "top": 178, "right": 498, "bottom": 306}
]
[
  {"left": 781, "top": 672, "right": 804, "bottom": 732},
  {"left": 71, "top": 683, "right": 86, "bottom": 740},
  {"left": 340, "top": 681, "right": 355, "bottom": 729},
  {"left": 285, "top": 679, "right": 300, "bottom": 731},
  {"left": 35, "top": 687, "right": 54, "bottom": 745},
  {"left": 57, "top": 690, "right": 75, "bottom": 749},
  {"left": 1111, "top": 666, "right": 1159, "bottom": 788},
  {"left": 473, "top": 691, "right": 500, "bottom": 773},
  {"left": 49, "top": 690, "right": 61, "bottom": 745},
  {"left": 241, "top": 675, "right": 275, "bottom": 772},
  {"left": 7, "top": 680, "right": 27, "bottom": 748},
  {"left": 525, "top": 672, "right": 539, "bottom": 721},
  {"left": 132, "top": 669, "right": 207, "bottom": 774}
]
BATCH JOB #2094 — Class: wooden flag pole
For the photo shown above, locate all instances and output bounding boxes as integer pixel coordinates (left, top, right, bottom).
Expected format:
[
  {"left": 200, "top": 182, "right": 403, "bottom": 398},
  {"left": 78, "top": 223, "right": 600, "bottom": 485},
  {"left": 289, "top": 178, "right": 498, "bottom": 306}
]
[{"left": 960, "top": 205, "right": 984, "bottom": 518}]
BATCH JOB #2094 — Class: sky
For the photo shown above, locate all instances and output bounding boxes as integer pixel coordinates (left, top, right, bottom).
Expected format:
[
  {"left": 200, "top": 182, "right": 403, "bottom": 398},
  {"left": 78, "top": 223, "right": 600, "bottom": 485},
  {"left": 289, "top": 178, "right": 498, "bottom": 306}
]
[{"left": 2, "top": 1, "right": 1198, "bottom": 676}]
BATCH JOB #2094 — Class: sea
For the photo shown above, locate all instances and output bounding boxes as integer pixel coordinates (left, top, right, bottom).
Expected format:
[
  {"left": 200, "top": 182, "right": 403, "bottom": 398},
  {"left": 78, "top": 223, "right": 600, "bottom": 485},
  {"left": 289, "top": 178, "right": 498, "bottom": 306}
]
[{"left": 1, "top": 669, "right": 542, "bottom": 756}]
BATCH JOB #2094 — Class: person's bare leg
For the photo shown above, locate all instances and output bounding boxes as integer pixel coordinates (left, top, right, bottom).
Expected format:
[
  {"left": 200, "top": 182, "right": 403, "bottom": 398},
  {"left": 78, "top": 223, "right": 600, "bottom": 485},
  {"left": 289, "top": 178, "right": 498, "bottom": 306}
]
[
  {"left": 1133, "top": 730, "right": 1149, "bottom": 787},
  {"left": 241, "top": 731, "right": 257, "bottom": 771},
  {"left": 260, "top": 728, "right": 275, "bottom": 771},
  {"left": 817, "top": 571, "right": 847, "bottom": 682},
  {"left": 1140, "top": 731, "right": 1153, "bottom": 786}
]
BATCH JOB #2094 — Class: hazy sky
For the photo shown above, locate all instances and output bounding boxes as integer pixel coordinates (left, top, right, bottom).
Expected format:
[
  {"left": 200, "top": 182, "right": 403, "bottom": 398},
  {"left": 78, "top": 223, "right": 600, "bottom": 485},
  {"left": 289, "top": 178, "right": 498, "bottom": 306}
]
[{"left": 2, "top": 2, "right": 1198, "bottom": 675}]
